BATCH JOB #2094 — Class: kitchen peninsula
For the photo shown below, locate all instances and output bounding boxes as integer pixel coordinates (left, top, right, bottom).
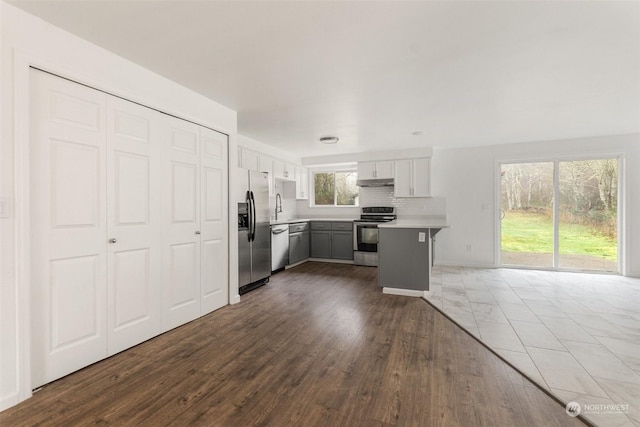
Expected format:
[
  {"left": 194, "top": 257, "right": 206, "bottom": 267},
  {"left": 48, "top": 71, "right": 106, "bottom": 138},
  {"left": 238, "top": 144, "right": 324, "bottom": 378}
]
[{"left": 378, "top": 220, "right": 450, "bottom": 296}]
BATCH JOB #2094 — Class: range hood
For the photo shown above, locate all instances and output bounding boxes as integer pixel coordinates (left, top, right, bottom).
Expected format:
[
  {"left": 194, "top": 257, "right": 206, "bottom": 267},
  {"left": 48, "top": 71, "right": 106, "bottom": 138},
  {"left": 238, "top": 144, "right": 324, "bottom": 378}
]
[{"left": 356, "top": 178, "right": 394, "bottom": 187}]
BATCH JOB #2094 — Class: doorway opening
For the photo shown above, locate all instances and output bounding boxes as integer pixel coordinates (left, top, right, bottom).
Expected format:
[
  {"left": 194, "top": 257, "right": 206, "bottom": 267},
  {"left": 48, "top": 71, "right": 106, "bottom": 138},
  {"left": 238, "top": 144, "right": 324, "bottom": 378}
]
[{"left": 500, "top": 158, "right": 619, "bottom": 273}]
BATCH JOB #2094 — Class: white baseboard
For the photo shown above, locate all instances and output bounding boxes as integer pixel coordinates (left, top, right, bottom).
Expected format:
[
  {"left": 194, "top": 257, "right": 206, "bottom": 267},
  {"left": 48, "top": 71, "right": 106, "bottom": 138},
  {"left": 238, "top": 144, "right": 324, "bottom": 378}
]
[
  {"left": 434, "top": 261, "right": 497, "bottom": 269},
  {"left": 382, "top": 287, "right": 424, "bottom": 297},
  {"left": 285, "top": 259, "right": 308, "bottom": 269},
  {"left": 307, "top": 258, "right": 354, "bottom": 264}
]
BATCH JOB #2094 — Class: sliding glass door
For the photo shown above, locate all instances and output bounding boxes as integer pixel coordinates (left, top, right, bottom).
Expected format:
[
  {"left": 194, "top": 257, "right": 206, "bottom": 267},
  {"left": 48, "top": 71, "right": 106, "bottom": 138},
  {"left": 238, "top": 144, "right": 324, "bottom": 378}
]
[
  {"left": 500, "top": 162, "right": 554, "bottom": 268},
  {"left": 500, "top": 157, "right": 618, "bottom": 273},
  {"left": 558, "top": 159, "right": 618, "bottom": 271}
]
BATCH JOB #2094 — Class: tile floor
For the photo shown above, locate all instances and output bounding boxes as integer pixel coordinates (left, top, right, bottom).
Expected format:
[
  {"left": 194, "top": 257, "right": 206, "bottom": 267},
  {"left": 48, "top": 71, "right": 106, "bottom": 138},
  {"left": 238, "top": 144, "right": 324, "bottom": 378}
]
[{"left": 425, "top": 266, "right": 640, "bottom": 427}]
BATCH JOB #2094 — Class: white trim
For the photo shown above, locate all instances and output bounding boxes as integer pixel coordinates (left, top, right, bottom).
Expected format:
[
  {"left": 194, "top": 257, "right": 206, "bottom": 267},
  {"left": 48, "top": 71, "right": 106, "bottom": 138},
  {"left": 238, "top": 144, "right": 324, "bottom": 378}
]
[
  {"left": 285, "top": 259, "right": 309, "bottom": 269},
  {"left": 309, "top": 169, "right": 359, "bottom": 208},
  {"left": 494, "top": 160, "right": 502, "bottom": 267},
  {"left": 617, "top": 156, "right": 626, "bottom": 276},
  {"left": 13, "top": 49, "right": 34, "bottom": 408},
  {"left": 552, "top": 160, "right": 560, "bottom": 268},
  {"left": 435, "top": 261, "right": 498, "bottom": 269},
  {"left": 307, "top": 258, "right": 354, "bottom": 264},
  {"left": 382, "top": 287, "right": 423, "bottom": 297}
]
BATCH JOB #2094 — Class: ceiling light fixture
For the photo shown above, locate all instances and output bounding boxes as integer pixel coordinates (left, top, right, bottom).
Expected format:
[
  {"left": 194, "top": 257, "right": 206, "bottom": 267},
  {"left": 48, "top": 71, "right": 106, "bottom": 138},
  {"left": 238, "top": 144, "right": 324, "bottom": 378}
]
[{"left": 320, "top": 136, "right": 339, "bottom": 144}]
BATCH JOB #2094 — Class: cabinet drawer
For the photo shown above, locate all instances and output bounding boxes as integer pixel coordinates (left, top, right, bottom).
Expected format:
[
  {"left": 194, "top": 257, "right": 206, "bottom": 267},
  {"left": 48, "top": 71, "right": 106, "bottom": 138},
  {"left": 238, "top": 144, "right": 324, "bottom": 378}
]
[
  {"left": 331, "top": 221, "right": 353, "bottom": 231},
  {"left": 311, "top": 221, "right": 331, "bottom": 230},
  {"left": 289, "top": 222, "right": 309, "bottom": 233}
]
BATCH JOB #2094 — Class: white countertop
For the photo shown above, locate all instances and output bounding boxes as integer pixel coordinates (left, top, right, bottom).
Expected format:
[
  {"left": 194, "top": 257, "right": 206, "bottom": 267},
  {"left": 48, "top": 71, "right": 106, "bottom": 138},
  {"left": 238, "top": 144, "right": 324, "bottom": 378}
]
[
  {"left": 270, "top": 218, "right": 356, "bottom": 225},
  {"left": 378, "top": 221, "right": 450, "bottom": 229}
]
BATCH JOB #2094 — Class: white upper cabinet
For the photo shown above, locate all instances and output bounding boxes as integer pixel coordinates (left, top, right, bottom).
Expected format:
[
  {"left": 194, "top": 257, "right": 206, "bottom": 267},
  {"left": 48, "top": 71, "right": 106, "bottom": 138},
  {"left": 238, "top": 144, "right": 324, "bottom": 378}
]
[
  {"left": 258, "top": 153, "right": 273, "bottom": 174},
  {"left": 273, "top": 158, "right": 294, "bottom": 180},
  {"left": 394, "top": 158, "right": 431, "bottom": 197},
  {"left": 295, "top": 166, "right": 309, "bottom": 200},
  {"left": 239, "top": 147, "right": 259, "bottom": 171},
  {"left": 357, "top": 160, "right": 394, "bottom": 179},
  {"left": 258, "top": 153, "right": 275, "bottom": 196}
]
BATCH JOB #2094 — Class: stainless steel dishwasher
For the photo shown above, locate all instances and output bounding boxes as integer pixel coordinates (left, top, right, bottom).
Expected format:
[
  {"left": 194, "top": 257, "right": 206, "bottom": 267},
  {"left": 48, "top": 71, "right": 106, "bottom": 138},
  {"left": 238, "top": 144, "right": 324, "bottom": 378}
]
[{"left": 271, "top": 224, "right": 289, "bottom": 272}]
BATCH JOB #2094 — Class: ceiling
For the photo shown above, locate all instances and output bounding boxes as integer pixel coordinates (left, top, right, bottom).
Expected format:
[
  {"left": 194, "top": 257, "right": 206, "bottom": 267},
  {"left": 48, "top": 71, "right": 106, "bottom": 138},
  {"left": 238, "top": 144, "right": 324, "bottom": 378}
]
[{"left": 9, "top": 0, "right": 640, "bottom": 157}]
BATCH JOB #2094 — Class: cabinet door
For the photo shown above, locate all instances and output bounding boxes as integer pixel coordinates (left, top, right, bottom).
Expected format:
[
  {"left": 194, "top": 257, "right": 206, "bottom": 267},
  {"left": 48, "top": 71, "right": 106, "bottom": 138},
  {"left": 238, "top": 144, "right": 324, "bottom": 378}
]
[
  {"left": 258, "top": 154, "right": 274, "bottom": 196},
  {"left": 311, "top": 231, "right": 331, "bottom": 258},
  {"left": 375, "top": 161, "right": 394, "bottom": 179},
  {"left": 295, "top": 166, "right": 309, "bottom": 200},
  {"left": 394, "top": 159, "right": 412, "bottom": 197},
  {"left": 357, "top": 161, "right": 376, "bottom": 179},
  {"left": 289, "top": 232, "right": 309, "bottom": 264},
  {"left": 258, "top": 153, "right": 273, "bottom": 174},
  {"left": 240, "top": 148, "right": 259, "bottom": 171},
  {"left": 288, "top": 233, "right": 300, "bottom": 264},
  {"left": 300, "top": 231, "right": 310, "bottom": 260},
  {"left": 273, "top": 158, "right": 285, "bottom": 179},
  {"left": 412, "top": 158, "right": 431, "bottom": 197},
  {"left": 331, "top": 232, "right": 354, "bottom": 260},
  {"left": 283, "top": 162, "right": 294, "bottom": 180}
]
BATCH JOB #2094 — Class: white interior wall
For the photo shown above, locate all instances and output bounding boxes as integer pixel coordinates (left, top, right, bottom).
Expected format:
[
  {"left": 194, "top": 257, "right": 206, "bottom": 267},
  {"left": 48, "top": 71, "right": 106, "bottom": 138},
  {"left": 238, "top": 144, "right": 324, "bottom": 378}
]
[
  {"left": 237, "top": 134, "right": 301, "bottom": 166},
  {"left": 431, "top": 133, "right": 639, "bottom": 277},
  {"left": 0, "top": 1, "right": 237, "bottom": 410}
]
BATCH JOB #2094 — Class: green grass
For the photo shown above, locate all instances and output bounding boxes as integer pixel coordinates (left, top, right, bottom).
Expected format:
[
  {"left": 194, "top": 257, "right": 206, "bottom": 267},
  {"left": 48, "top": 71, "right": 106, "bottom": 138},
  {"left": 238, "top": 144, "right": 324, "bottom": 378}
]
[{"left": 501, "top": 211, "right": 617, "bottom": 261}]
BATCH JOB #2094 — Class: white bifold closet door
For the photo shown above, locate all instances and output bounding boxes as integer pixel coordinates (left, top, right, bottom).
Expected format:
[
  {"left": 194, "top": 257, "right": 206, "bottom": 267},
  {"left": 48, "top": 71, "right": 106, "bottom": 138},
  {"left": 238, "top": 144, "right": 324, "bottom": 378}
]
[
  {"left": 106, "top": 96, "right": 163, "bottom": 354},
  {"left": 161, "top": 117, "right": 202, "bottom": 330},
  {"left": 30, "top": 70, "right": 110, "bottom": 388},
  {"left": 30, "top": 69, "right": 228, "bottom": 388},
  {"left": 199, "top": 128, "right": 228, "bottom": 314}
]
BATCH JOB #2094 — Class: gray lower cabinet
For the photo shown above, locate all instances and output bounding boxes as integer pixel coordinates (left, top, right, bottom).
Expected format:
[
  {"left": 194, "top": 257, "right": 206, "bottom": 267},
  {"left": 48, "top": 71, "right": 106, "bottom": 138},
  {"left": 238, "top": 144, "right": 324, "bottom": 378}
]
[
  {"left": 289, "top": 222, "right": 310, "bottom": 265},
  {"left": 331, "top": 232, "right": 354, "bottom": 260},
  {"left": 310, "top": 231, "right": 331, "bottom": 258},
  {"left": 310, "top": 222, "right": 353, "bottom": 260}
]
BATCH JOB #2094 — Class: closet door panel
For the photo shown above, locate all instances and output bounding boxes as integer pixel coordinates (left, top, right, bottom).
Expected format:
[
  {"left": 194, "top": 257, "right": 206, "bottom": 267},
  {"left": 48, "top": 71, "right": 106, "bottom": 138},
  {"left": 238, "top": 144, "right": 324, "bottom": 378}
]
[
  {"left": 106, "top": 97, "right": 162, "bottom": 354},
  {"left": 162, "top": 117, "right": 201, "bottom": 330},
  {"left": 200, "top": 127, "right": 228, "bottom": 313},
  {"left": 30, "top": 69, "right": 108, "bottom": 388}
]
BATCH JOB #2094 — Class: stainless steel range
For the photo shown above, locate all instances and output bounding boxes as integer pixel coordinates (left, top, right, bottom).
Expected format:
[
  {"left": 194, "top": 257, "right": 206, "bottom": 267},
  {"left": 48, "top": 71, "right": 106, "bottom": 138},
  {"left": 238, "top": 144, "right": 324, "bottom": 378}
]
[{"left": 353, "top": 207, "right": 396, "bottom": 266}]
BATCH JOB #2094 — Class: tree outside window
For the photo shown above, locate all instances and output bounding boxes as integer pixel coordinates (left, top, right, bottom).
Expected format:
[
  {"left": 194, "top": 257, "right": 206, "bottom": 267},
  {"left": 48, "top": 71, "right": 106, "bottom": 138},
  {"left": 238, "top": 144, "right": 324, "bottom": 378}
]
[{"left": 313, "top": 171, "right": 358, "bottom": 206}]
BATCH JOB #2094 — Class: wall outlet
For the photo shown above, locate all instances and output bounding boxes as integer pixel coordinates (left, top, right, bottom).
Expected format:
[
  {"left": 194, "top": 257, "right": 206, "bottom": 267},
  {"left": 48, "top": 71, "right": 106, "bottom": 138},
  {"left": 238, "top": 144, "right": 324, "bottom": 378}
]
[
  {"left": 418, "top": 232, "right": 426, "bottom": 242},
  {"left": 466, "top": 244, "right": 472, "bottom": 252}
]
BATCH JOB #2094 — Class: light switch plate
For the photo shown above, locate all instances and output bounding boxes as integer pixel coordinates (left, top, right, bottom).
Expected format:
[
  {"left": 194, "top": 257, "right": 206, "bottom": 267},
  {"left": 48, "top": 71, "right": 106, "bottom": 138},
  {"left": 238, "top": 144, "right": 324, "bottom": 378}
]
[{"left": 418, "top": 232, "right": 426, "bottom": 243}]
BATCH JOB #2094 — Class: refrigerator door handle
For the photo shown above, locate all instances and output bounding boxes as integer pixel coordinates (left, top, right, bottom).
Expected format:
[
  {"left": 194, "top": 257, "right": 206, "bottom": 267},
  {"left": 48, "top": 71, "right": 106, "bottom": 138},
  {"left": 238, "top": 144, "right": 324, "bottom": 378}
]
[
  {"left": 246, "top": 191, "right": 253, "bottom": 242},
  {"left": 250, "top": 191, "right": 256, "bottom": 241}
]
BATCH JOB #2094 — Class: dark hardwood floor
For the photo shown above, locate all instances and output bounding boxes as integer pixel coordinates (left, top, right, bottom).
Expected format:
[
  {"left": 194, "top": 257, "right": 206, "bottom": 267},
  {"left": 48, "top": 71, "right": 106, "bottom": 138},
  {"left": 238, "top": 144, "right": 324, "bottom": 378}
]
[{"left": 1, "top": 262, "right": 585, "bottom": 426}]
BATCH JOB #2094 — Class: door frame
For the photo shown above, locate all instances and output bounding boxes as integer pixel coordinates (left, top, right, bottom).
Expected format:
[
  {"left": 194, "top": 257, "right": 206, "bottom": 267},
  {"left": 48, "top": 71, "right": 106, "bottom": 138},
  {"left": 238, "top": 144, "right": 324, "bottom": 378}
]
[
  {"left": 10, "top": 50, "right": 234, "bottom": 407},
  {"left": 494, "top": 153, "right": 625, "bottom": 275}
]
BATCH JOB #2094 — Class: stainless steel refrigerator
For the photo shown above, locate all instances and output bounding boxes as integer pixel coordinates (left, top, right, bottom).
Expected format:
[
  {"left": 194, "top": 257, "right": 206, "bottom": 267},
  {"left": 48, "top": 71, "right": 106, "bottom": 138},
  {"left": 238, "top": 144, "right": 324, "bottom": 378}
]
[{"left": 238, "top": 170, "right": 271, "bottom": 294}]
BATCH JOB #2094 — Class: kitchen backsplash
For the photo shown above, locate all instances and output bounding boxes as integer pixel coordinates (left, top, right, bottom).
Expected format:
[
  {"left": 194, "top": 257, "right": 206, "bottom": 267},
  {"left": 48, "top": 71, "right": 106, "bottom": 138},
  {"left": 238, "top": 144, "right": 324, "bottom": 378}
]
[
  {"left": 296, "top": 186, "right": 446, "bottom": 220},
  {"left": 269, "top": 193, "right": 298, "bottom": 221}
]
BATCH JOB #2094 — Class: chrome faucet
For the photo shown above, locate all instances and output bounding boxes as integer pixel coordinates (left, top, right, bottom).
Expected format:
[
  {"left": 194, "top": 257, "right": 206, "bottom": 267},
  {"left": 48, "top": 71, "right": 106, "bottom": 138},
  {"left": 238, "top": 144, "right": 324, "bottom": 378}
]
[{"left": 275, "top": 193, "right": 283, "bottom": 220}]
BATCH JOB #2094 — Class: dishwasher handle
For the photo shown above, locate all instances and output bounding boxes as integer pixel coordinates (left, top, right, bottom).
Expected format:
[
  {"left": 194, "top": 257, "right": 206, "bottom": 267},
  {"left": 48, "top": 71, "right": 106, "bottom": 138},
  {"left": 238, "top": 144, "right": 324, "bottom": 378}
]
[{"left": 272, "top": 228, "right": 288, "bottom": 235}]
